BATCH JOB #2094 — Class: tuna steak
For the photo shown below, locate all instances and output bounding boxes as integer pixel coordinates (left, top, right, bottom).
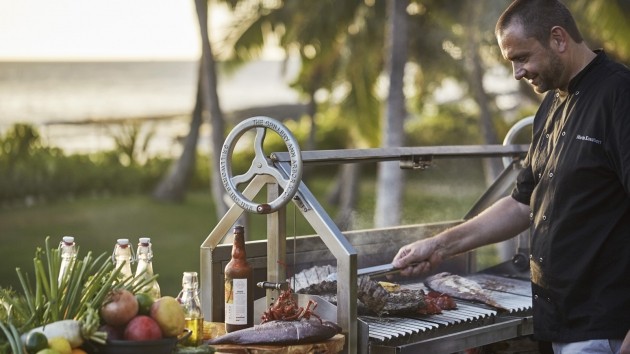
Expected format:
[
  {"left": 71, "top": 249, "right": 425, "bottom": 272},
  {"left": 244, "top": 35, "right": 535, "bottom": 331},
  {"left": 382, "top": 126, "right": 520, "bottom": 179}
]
[
  {"left": 425, "top": 272, "right": 507, "bottom": 310},
  {"left": 206, "top": 318, "right": 342, "bottom": 345}
]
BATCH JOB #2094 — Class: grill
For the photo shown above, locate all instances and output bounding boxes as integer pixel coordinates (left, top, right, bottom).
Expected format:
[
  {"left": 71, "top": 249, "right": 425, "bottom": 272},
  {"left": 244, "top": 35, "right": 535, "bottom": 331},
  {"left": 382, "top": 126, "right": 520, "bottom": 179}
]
[
  {"left": 363, "top": 273, "right": 533, "bottom": 353},
  {"left": 200, "top": 116, "right": 533, "bottom": 353}
]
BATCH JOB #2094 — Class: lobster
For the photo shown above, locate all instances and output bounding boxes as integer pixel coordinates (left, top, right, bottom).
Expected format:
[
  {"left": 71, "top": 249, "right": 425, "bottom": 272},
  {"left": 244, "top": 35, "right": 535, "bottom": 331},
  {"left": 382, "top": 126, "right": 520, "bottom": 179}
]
[{"left": 260, "top": 288, "right": 322, "bottom": 324}]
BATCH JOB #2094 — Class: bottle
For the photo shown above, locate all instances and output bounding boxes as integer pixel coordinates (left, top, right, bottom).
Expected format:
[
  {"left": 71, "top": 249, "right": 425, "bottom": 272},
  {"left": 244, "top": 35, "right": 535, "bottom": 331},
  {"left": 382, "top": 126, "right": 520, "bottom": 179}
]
[
  {"left": 224, "top": 225, "right": 254, "bottom": 333},
  {"left": 112, "top": 238, "right": 134, "bottom": 282},
  {"left": 135, "top": 237, "right": 161, "bottom": 299},
  {"left": 177, "top": 272, "right": 204, "bottom": 346},
  {"left": 58, "top": 236, "right": 78, "bottom": 285}
]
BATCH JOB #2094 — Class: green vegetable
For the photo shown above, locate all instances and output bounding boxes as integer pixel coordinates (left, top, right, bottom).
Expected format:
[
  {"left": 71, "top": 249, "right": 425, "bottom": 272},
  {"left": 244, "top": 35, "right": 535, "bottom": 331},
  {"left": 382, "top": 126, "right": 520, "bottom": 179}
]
[
  {"left": 0, "top": 236, "right": 157, "bottom": 341},
  {"left": 24, "top": 311, "right": 106, "bottom": 348},
  {"left": 0, "top": 320, "right": 24, "bottom": 354}
]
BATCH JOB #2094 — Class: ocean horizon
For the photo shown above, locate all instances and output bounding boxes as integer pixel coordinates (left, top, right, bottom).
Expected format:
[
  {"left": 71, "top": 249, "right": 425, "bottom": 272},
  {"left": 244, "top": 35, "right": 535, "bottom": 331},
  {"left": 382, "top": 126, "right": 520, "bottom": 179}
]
[{"left": 0, "top": 60, "right": 300, "bottom": 155}]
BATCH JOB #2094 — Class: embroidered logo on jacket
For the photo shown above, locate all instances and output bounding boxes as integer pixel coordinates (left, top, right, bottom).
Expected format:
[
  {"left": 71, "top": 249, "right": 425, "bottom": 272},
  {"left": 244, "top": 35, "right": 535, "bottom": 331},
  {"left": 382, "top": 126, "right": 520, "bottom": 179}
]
[{"left": 576, "top": 134, "right": 602, "bottom": 145}]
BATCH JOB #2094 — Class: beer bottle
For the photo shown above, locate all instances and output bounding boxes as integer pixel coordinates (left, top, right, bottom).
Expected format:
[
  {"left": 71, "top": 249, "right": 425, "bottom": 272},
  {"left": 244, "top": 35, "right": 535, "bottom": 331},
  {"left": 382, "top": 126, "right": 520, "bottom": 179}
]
[{"left": 224, "top": 225, "right": 253, "bottom": 332}]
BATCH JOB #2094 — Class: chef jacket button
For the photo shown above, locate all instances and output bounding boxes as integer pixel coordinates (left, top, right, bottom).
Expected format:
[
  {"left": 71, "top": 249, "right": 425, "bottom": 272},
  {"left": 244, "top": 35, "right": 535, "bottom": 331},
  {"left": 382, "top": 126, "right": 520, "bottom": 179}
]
[
  {"left": 534, "top": 294, "right": 539, "bottom": 300},
  {"left": 529, "top": 212, "right": 534, "bottom": 220},
  {"left": 545, "top": 133, "right": 550, "bottom": 139},
  {"left": 549, "top": 172, "right": 554, "bottom": 178},
  {"left": 542, "top": 215, "right": 547, "bottom": 221},
  {"left": 575, "top": 91, "right": 580, "bottom": 95},
  {"left": 529, "top": 254, "right": 533, "bottom": 259},
  {"left": 547, "top": 297, "right": 552, "bottom": 302},
  {"left": 555, "top": 93, "right": 559, "bottom": 98},
  {"left": 539, "top": 257, "right": 544, "bottom": 263},
  {"left": 538, "top": 173, "right": 542, "bottom": 178},
  {"left": 561, "top": 131, "right": 566, "bottom": 136}
]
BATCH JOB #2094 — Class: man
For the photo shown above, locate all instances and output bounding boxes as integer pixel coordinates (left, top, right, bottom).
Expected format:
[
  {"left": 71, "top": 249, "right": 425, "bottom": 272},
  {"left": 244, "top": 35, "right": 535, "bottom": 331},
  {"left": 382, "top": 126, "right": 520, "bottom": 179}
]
[{"left": 392, "top": 0, "right": 630, "bottom": 353}]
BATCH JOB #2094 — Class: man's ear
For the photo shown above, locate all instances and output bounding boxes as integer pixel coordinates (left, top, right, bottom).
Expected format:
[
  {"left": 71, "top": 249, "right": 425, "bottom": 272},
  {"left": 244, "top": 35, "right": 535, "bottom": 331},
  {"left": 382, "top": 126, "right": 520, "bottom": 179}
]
[{"left": 550, "top": 26, "right": 568, "bottom": 52}]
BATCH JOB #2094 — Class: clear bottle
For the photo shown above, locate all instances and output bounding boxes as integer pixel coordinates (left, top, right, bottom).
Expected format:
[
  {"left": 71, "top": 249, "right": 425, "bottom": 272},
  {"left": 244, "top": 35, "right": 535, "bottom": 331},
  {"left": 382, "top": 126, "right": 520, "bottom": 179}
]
[
  {"left": 224, "top": 225, "right": 253, "bottom": 333},
  {"left": 134, "top": 237, "right": 161, "bottom": 299},
  {"left": 58, "top": 236, "right": 78, "bottom": 285},
  {"left": 177, "top": 272, "right": 204, "bottom": 346},
  {"left": 112, "top": 238, "right": 134, "bottom": 282}
]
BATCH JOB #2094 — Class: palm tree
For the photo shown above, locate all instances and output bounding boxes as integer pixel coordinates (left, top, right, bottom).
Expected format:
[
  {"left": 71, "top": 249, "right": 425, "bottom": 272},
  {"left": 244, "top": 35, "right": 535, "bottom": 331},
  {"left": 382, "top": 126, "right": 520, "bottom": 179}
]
[
  {"left": 218, "top": 0, "right": 384, "bottom": 227},
  {"left": 153, "top": 67, "right": 204, "bottom": 202},
  {"left": 374, "top": 0, "right": 408, "bottom": 228},
  {"left": 153, "top": 0, "right": 228, "bottom": 219}
]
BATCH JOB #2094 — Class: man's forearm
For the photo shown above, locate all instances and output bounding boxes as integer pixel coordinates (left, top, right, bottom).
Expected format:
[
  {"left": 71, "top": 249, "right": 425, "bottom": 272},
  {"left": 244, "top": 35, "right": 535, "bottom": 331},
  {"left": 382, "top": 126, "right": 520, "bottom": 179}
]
[{"left": 438, "top": 196, "right": 531, "bottom": 258}]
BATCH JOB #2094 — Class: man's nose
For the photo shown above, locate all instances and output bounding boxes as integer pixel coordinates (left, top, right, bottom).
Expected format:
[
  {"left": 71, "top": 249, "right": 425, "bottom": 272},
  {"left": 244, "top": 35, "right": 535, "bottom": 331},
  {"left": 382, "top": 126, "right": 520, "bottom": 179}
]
[{"left": 513, "top": 63, "right": 526, "bottom": 80}]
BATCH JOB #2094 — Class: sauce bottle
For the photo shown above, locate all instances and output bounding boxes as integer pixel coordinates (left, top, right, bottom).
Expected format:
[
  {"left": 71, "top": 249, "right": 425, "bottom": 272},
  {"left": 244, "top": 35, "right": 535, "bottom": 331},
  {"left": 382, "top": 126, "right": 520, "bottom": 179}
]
[
  {"left": 58, "top": 236, "right": 78, "bottom": 285},
  {"left": 135, "top": 237, "right": 161, "bottom": 299},
  {"left": 224, "top": 225, "right": 253, "bottom": 332},
  {"left": 177, "top": 271, "right": 204, "bottom": 346}
]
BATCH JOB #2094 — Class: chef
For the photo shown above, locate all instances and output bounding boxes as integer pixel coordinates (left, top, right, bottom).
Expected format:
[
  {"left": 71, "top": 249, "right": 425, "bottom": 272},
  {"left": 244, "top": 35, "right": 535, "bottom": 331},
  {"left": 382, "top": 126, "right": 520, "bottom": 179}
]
[{"left": 392, "top": 1, "right": 630, "bottom": 353}]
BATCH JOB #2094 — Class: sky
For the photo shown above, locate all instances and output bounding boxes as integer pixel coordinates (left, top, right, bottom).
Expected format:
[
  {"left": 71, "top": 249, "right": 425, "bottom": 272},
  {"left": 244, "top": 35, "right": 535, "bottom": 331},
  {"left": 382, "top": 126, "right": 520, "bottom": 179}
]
[{"left": 0, "top": 0, "right": 231, "bottom": 61}]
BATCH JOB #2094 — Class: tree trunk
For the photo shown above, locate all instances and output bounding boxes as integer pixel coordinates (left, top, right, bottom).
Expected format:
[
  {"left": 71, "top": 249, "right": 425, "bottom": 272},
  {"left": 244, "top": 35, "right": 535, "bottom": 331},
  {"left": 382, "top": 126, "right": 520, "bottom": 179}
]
[
  {"left": 465, "top": 1, "right": 503, "bottom": 186},
  {"left": 375, "top": 0, "right": 408, "bottom": 228},
  {"left": 151, "top": 68, "right": 204, "bottom": 202},
  {"left": 195, "top": 0, "right": 228, "bottom": 219},
  {"left": 334, "top": 163, "right": 361, "bottom": 231}
]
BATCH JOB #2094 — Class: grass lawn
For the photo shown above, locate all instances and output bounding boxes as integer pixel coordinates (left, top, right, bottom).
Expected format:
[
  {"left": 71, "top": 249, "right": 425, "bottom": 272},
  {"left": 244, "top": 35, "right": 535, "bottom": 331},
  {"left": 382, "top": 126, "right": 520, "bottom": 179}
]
[{"left": 0, "top": 160, "right": 502, "bottom": 297}]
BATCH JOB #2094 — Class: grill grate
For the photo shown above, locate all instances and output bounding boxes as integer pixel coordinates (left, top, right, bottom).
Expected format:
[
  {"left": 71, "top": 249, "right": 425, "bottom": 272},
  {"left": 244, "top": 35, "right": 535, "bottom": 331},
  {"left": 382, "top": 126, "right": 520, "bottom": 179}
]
[{"left": 363, "top": 275, "right": 532, "bottom": 346}]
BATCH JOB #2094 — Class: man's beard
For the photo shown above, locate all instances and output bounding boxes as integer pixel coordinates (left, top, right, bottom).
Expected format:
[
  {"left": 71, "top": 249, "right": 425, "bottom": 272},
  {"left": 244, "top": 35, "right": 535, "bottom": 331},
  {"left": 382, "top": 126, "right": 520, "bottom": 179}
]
[{"left": 532, "top": 51, "right": 564, "bottom": 93}]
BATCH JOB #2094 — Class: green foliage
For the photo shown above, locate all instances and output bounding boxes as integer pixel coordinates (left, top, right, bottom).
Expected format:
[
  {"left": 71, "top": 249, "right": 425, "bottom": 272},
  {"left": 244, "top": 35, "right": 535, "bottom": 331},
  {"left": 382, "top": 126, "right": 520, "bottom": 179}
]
[
  {"left": 406, "top": 104, "right": 481, "bottom": 146},
  {"left": 0, "top": 124, "right": 170, "bottom": 205}
]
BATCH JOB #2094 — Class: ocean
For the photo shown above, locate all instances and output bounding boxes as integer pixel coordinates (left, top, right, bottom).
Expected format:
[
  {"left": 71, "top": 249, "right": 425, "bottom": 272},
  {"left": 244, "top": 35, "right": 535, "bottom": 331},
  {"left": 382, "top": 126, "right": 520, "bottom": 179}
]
[{"left": 0, "top": 60, "right": 299, "bottom": 155}]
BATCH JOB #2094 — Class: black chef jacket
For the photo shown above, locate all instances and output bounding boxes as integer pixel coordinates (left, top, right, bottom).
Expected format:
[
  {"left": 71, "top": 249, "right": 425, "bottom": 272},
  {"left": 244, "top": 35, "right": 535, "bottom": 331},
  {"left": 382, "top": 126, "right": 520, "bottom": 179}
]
[{"left": 511, "top": 50, "right": 630, "bottom": 342}]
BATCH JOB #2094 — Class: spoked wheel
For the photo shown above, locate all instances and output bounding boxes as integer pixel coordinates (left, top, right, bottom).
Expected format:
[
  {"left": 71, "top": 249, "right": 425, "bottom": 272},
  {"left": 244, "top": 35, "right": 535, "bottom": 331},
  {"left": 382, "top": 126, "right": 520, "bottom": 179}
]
[{"left": 219, "top": 116, "right": 303, "bottom": 214}]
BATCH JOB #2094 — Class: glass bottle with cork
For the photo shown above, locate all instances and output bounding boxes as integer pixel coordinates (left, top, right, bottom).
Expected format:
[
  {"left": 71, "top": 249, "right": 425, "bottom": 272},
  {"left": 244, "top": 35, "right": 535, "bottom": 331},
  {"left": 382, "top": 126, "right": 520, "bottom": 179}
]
[
  {"left": 135, "top": 237, "right": 161, "bottom": 299},
  {"left": 177, "top": 271, "right": 203, "bottom": 346},
  {"left": 58, "top": 236, "right": 78, "bottom": 285},
  {"left": 224, "top": 225, "right": 253, "bottom": 333},
  {"left": 112, "top": 238, "right": 134, "bottom": 282}
]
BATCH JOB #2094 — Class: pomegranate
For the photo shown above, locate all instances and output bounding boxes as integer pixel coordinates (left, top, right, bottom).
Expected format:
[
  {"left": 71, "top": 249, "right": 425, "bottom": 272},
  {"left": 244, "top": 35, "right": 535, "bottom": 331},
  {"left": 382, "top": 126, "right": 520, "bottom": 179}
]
[
  {"left": 124, "top": 315, "right": 162, "bottom": 341},
  {"left": 100, "top": 289, "right": 139, "bottom": 326}
]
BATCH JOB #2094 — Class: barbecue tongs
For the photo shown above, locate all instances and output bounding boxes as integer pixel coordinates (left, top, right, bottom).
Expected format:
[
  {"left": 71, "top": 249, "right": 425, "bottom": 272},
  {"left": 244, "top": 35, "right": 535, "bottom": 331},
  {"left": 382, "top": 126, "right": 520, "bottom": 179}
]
[{"left": 326, "top": 262, "right": 420, "bottom": 281}]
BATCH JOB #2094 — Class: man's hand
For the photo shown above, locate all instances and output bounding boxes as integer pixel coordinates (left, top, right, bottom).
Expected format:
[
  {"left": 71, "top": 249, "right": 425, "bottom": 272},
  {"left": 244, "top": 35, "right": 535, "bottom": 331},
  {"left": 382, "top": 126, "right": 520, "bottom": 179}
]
[{"left": 391, "top": 238, "right": 443, "bottom": 277}]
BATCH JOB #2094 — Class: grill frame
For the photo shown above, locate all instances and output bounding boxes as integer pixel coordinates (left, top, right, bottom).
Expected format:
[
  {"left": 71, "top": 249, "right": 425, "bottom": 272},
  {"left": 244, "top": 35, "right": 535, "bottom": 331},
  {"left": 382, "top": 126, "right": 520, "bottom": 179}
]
[{"left": 200, "top": 143, "right": 532, "bottom": 353}]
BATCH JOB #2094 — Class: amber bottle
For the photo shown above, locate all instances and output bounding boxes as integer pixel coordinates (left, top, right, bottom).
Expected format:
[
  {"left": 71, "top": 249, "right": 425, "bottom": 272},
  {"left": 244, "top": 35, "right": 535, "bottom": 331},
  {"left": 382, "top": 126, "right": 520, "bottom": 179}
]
[{"left": 224, "top": 225, "right": 254, "bottom": 332}]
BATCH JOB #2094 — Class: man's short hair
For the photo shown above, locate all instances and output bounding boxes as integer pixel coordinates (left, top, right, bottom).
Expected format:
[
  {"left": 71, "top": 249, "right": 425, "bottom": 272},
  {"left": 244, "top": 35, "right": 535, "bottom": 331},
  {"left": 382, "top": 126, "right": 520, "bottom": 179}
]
[{"left": 496, "top": 0, "right": 583, "bottom": 46}]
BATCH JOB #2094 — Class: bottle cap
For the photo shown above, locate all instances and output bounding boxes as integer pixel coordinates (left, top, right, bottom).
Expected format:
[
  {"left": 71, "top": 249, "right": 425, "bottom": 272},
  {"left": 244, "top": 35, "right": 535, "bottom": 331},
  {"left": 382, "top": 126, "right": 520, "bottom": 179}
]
[
  {"left": 117, "top": 238, "right": 130, "bottom": 246},
  {"left": 139, "top": 237, "right": 151, "bottom": 245},
  {"left": 62, "top": 236, "right": 75, "bottom": 244}
]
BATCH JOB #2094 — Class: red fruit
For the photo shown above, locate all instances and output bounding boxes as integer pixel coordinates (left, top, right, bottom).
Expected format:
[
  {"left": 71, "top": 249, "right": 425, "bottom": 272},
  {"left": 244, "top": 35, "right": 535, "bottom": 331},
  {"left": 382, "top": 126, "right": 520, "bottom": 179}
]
[
  {"left": 100, "top": 289, "right": 139, "bottom": 326},
  {"left": 124, "top": 315, "right": 163, "bottom": 341}
]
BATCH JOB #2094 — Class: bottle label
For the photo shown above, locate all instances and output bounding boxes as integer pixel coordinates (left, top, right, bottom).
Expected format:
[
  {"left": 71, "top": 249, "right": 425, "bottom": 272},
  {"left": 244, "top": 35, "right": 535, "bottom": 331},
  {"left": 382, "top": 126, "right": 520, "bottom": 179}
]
[{"left": 224, "top": 278, "right": 248, "bottom": 325}]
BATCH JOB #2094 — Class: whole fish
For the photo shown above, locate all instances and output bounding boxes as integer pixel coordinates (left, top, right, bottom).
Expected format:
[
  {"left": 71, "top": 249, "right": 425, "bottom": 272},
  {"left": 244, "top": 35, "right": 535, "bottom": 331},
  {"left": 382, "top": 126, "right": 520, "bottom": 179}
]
[
  {"left": 205, "top": 318, "right": 342, "bottom": 345},
  {"left": 425, "top": 272, "right": 507, "bottom": 310}
]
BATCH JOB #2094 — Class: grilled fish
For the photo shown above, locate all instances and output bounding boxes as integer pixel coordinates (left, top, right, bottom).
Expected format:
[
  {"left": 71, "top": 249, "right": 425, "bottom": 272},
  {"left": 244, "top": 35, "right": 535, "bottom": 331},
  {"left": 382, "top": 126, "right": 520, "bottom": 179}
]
[
  {"left": 297, "top": 277, "right": 390, "bottom": 314},
  {"left": 205, "top": 318, "right": 341, "bottom": 345},
  {"left": 425, "top": 272, "right": 507, "bottom": 310}
]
